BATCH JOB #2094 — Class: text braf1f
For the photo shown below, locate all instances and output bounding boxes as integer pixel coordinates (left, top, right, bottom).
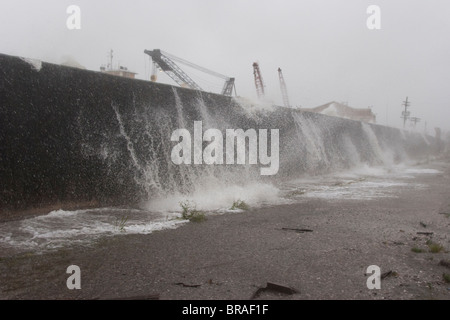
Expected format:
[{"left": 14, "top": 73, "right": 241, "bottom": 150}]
[{"left": 171, "top": 121, "right": 280, "bottom": 176}]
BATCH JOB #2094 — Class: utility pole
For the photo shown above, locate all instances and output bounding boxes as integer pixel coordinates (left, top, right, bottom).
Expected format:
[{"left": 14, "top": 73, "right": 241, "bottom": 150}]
[
  {"left": 108, "top": 49, "right": 113, "bottom": 70},
  {"left": 410, "top": 117, "right": 421, "bottom": 129},
  {"left": 401, "top": 97, "right": 411, "bottom": 129},
  {"left": 385, "top": 104, "right": 389, "bottom": 126}
]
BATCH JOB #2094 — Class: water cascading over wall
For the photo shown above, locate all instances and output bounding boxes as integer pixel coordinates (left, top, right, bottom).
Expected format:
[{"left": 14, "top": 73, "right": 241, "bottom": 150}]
[{"left": 0, "top": 53, "right": 438, "bottom": 213}]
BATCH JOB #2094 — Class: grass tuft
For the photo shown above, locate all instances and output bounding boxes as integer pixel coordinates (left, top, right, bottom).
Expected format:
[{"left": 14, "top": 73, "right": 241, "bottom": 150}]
[
  {"left": 426, "top": 241, "right": 444, "bottom": 253},
  {"left": 114, "top": 215, "right": 128, "bottom": 232},
  {"left": 230, "top": 200, "right": 249, "bottom": 211},
  {"left": 411, "top": 247, "right": 425, "bottom": 253},
  {"left": 180, "top": 201, "right": 206, "bottom": 223},
  {"left": 443, "top": 273, "right": 450, "bottom": 283}
]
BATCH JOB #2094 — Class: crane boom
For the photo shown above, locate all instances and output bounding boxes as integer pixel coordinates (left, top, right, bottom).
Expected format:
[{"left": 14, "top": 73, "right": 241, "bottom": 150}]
[
  {"left": 278, "top": 67, "right": 291, "bottom": 108},
  {"left": 253, "top": 62, "right": 265, "bottom": 99},
  {"left": 144, "top": 49, "right": 202, "bottom": 91},
  {"left": 144, "top": 49, "right": 235, "bottom": 96},
  {"left": 163, "top": 51, "right": 228, "bottom": 80}
]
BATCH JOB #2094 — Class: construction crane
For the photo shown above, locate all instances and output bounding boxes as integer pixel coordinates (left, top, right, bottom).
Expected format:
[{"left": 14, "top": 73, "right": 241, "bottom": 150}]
[
  {"left": 144, "top": 49, "right": 236, "bottom": 96},
  {"left": 252, "top": 62, "right": 265, "bottom": 99},
  {"left": 278, "top": 68, "right": 291, "bottom": 108}
]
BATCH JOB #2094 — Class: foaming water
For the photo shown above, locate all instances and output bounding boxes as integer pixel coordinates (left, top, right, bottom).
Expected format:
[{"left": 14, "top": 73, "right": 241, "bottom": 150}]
[
  {"left": 404, "top": 168, "right": 441, "bottom": 174},
  {"left": 0, "top": 163, "right": 440, "bottom": 255},
  {"left": 0, "top": 207, "right": 186, "bottom": 254},
  {"left": 279, "top": 163, "right": 430, "bottom": 201},
  {"left": 146, "top": 181, "right": 283, "bottom": 212},
  {"left": 0, "top": 180, "right": 284, "bottom": 254}
]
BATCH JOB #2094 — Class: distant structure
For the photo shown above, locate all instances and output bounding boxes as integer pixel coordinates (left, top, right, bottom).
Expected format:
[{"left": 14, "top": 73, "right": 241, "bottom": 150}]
[
  {"left": 401, "top": 97, "right": 411, "bottom": 129},
  {"left": 144, "top": 49, "right": 236, "bottom": 96},
  {"left": 302, "top": 101, "right": 376, "bottom": 123},
  {"left": 100, "top": 49, "right": 137, "bottom": 79},
  {"left": 253, "top": 62, "right": 265, "bottom": 99},
  {"left": 409, "top": 116, "right": 421, "bottom": 128},
  {"left": 278, "top": 67, "right": 290, "bottom": 108},
  {"left": 61, "top": 56, "right": 86, "bottom": 69}
]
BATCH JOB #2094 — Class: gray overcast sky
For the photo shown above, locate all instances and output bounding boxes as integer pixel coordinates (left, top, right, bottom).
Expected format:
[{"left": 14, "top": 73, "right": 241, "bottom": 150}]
[{"left": 1, "top": 0, "right": 449, "bottom": 132}]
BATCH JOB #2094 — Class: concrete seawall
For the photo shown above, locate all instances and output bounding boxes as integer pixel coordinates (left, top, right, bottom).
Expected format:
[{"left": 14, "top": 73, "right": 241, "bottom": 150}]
[{"left": 0, "top": 53, "right": 439, "bottom": 214}]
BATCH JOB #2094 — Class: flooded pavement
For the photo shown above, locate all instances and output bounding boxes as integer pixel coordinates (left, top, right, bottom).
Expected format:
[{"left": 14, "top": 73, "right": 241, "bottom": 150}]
[{"left": 0, "top": 160, "right": 449, "bottom": 299}]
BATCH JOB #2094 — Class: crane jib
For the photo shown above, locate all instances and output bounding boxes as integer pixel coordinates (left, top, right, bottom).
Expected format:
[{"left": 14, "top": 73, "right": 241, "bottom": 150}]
[{"left": 144, "top": 49, "right": 235, "bottom": 96}]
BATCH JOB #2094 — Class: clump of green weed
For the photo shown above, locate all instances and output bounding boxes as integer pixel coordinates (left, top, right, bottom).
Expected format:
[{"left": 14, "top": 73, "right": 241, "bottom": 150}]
[
  {"left": 230, "top": 200, "right": 249, "bottom": 211},
  {"left": 288, "top": 189, "right": 306, "bottom": 197},
  {"left": 189, "top": 212, "right": 206, "bottom": 223},
  {"left": 426, "top": 240, "right": 444, "bottom": 253},
  {"left": 180, "top": 201, "right": 206, "bottom": 223},
  {"left": 114, "top": 215, "right": 128, "bottom": 232},
  {"left": 411, "top": 247, "right": 425, "bottom": 253},
  {"left": 443, "top": 273, "right": 450, "bottom": 283}
]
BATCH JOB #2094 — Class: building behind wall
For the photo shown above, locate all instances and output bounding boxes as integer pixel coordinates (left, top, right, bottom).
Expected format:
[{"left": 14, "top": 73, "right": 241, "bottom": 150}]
[
  {"left": 302, "top": 101, "right": 376, "bottom": 123},
  {"left": 100, "top": 65, "right": 137, "bottom": 79}
]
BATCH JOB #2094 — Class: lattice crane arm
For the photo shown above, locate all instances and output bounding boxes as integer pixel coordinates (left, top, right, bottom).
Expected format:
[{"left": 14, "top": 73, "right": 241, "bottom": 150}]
[
  {"left": 144, "top": 49, "right": 202, "bottom": 91},
  {"left": 144, "top": 49, "right": 235, "bottom": 96},
  {"left": 278, "top": 67, "right": 291, "bottom": 108}
]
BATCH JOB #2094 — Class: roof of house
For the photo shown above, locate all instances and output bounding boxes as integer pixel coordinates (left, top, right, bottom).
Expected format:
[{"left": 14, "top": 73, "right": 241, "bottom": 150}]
[{"left": 302, "top": 101, "right": 375, "bottom": 121}]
